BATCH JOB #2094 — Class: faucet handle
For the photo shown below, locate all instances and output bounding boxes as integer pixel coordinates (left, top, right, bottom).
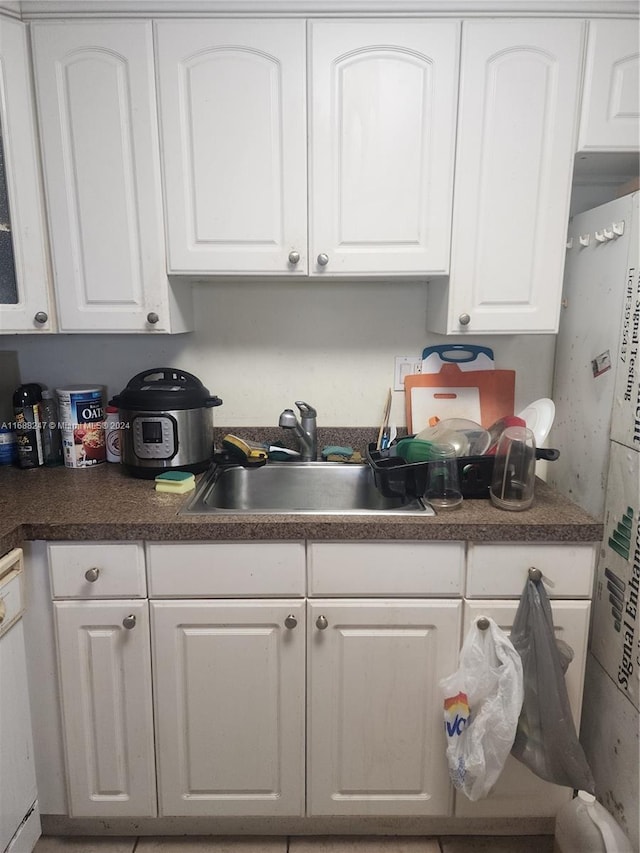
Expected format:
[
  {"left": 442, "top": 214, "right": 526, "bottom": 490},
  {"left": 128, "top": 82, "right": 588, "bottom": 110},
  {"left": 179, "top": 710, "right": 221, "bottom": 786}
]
[{"left": 295, "top": 401, "right": 317, "bottom": 418}]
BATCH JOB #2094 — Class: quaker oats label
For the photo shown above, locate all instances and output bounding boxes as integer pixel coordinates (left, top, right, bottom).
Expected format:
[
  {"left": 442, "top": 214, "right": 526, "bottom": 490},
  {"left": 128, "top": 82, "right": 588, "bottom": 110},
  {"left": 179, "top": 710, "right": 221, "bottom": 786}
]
[{"left": 56, "top": 386, "right": 106, "bottom": 468}]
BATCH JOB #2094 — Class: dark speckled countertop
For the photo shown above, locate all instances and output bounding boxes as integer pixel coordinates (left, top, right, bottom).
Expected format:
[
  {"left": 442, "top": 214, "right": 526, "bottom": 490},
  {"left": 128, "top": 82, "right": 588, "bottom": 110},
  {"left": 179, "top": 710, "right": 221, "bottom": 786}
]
[{"left": 0, "top": 462, "right": 602, "bottom": 552}]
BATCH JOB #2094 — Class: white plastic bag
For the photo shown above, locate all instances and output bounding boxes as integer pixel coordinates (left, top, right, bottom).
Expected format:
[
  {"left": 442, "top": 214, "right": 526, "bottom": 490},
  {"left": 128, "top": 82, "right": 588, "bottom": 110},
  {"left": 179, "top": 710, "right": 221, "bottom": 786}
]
[{"left": 439, "top": 616, "right": 524, "bottom": 801}]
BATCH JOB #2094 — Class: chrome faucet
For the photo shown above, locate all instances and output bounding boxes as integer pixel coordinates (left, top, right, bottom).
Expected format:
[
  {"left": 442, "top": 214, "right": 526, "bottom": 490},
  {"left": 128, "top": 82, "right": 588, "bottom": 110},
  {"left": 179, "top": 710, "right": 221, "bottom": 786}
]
[{"left": 278, "top": 401, "right": 317, "bottom": 461}]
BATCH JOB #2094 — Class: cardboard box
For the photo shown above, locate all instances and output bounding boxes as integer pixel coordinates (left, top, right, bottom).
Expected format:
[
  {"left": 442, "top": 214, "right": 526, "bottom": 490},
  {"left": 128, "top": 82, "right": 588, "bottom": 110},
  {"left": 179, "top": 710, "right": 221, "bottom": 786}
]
[
  {"left": 611, "top": 193, "right": 640, "bottom": 452},
  {"left": 591, "top": 440, "right": 640, "bottom": 711}
]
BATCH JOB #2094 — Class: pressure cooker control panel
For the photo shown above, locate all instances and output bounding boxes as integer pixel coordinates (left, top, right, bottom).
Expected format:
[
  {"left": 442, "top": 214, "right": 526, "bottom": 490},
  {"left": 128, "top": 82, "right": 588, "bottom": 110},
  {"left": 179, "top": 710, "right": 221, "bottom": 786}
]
[{"left": 132, "top": 415, "right": 177, "bottom": 459}]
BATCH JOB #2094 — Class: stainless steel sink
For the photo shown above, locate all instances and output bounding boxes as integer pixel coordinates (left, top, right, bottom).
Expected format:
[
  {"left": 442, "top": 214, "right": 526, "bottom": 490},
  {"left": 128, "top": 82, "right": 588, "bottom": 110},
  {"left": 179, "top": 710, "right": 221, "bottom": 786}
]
[{"left": 181, "top": 462, "right": 433, "bottom": 515}]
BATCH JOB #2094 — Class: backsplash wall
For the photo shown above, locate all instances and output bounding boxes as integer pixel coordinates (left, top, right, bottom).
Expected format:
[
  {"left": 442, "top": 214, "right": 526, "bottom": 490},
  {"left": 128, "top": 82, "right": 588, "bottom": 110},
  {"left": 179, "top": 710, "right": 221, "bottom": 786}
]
[{"left": 0, "top": 280, "right": 556, "bottom": 427}]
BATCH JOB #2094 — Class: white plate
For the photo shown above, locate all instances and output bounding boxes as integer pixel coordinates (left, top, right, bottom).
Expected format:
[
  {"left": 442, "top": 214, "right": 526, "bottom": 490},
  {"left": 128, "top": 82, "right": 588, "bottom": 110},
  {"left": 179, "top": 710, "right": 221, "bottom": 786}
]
[{"left": 516, "top": 398, "right": 555, "bottom": 446}]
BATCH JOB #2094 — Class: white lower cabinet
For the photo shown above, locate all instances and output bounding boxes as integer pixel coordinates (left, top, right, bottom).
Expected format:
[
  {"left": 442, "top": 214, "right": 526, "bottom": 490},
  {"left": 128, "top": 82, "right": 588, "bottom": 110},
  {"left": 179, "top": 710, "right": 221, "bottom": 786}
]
[
  {"left": 307, "top": 599, "right": 461, "bottom": 816},
  {"left": 151, "top": 599, "right": 306, "bottom": 817},
  {"left": 53, "top": 599, "right": 156, "bottom": 817},
  {"left": 44, "top": 539, "right": 596, "bottom": 824}
]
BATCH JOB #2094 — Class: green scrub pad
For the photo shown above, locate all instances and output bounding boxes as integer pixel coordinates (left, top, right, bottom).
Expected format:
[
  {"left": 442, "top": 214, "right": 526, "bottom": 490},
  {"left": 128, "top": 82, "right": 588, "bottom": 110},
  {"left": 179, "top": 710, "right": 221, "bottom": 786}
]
[
  {"left": 321, "top": 446, "right": 354, "bottom": 459},
  {"left": 155, "top": 471, "right": 196, "bottom": 494}
]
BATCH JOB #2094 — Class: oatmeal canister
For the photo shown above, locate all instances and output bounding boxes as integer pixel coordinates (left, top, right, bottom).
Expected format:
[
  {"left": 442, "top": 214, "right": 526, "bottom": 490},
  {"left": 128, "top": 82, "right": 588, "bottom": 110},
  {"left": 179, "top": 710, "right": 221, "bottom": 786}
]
[{"left": 56, "top": 386, "right": 106, "bottom": 468}]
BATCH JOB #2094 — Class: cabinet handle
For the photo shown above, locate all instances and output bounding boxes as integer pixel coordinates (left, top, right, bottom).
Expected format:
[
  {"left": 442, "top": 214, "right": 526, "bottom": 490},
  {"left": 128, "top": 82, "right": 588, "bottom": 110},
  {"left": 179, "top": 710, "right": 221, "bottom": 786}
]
[
  {"left": 458, "top": 313, "right": 471, "bottom": 326},
  {"left": 34, "top": 311, "right": 48, "bottom": 324},
  {"left": 284, "top": 614, "right": 298, "bottom": 629},
  {"left": 84, "top": 567, "right": 100, "bottom": 583},
  {"left": 528, "top": 567, "right": 542, "bottom": 582},
  {"left": 317, "top": 253, "right": 329, "bottom": 267},
  {"left": 316, "top": 615, "right": 328, "bottom": 630},
  {"left": 477, "top": 617, "right": 490, "bottom": 631},
  {"left": 122, "top": 614, "right": 136, "bottom": 630},
  {"left": 288, "top": 251, "right": 300, "bottom": 265},
  {"left": 146, "top": 312, "right": 159, "bottom": 324}
]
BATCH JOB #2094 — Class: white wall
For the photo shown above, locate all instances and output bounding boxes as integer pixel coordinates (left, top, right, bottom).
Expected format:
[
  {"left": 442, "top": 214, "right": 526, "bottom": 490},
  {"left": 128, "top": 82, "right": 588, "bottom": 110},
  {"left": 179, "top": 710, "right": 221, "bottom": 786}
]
[{"left": 0, "top": 280, "right": 556, "bottom": 427}]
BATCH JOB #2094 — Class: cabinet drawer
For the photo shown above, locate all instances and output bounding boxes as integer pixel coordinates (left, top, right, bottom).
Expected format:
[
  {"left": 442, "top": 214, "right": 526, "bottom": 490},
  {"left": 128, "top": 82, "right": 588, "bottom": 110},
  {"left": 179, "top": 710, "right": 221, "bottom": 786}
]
[
  {"left": 146, "top": 542, "right": 306, "bottom": 597},
  {"left": 48, "top": 542, "right": 146, "bottom": 599},
  {"left": 466, "top": 543, "right": 596, "bottom": 598},
  {"left": 308, "top": 542, "right": 465, "bottom": 596}
]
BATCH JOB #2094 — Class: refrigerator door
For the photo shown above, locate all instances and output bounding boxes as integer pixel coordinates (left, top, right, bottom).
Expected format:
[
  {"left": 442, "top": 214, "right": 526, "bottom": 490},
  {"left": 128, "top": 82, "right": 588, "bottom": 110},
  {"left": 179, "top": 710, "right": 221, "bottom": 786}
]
[{"left": 548, "top": 192, "right": 638, "bottom": 518}]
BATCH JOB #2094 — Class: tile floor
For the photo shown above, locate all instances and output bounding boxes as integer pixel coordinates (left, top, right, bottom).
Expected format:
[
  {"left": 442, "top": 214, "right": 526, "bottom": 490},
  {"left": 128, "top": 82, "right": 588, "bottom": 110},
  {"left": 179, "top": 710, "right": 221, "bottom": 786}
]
[{"left": 32, "top": 834, "right": 555, "bottom": 853}]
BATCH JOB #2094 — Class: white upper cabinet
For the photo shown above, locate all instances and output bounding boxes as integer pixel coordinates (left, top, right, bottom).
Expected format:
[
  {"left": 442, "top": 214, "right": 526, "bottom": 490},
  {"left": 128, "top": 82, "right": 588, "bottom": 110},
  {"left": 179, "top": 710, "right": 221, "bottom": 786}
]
[
  {"left": 427, "top": 20, "right": 584, "bottom": 334},
  {"left": 30, "top": 21, "right": 192, "bottom": 333},
  {"left": 308, "top": 20, "right": 459, "bottom": 276},
  {"left": 155, "top": 20, "right": 308, "bottom": 275},
  {"left": 0, "top": 16, "right": 53, "bottom": 333},
  {"left": 578, "top": 20, "right": 640, "bottom": 151}
]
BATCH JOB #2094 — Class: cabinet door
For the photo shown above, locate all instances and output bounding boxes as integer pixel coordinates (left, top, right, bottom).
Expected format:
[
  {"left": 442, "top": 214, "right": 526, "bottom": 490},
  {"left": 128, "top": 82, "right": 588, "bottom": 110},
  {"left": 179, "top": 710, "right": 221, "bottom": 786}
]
[
  {"left": 578, "top": 20, "right": 640, "bottom": 152},
  {"left": 31, "top": 22, "right": 185, "bottom": 333},
  {"left": 309, "top": 20, "right": 459, "bottom": 276},
  {"left": 455, "top": 600, "right": 591, "bottom": 819},
  {"left": 0, "top": 16, "right": 52, "bottom": 333},
  {"left": 428, "top": 20, "right": 584, "bottom": 334},
  {"left": 308, "top": 599, "right": 461, "bottom": 816},
  {"left": 155, "top": 20, "right": 307, "bottom": 275},
  {"left": 151, "top": 599, "right": 305, "bottom": 816},
  {"left": 53, "top": 600, "right": 157, "bottom": 817}
]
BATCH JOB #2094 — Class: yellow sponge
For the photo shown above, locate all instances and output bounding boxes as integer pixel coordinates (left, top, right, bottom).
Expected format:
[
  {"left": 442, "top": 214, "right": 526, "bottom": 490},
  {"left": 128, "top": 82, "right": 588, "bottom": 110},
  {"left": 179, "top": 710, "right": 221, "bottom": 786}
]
[{"left": 154, "top": 471, "right": 196, "bottom": 494}]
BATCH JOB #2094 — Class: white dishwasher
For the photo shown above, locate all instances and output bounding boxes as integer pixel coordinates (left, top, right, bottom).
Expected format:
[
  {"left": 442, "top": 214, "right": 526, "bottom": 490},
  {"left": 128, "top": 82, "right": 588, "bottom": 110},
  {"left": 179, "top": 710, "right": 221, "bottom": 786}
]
[{"left": 0, "top": 548, "right": 41, "bottom": 853}]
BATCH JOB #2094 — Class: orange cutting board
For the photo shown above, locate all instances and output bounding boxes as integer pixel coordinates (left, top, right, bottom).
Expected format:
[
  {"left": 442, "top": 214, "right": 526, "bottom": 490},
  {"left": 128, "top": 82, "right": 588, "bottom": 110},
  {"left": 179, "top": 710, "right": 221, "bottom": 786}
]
[{"left": 405, "top": 364, "right": 515, "bottom": 432}]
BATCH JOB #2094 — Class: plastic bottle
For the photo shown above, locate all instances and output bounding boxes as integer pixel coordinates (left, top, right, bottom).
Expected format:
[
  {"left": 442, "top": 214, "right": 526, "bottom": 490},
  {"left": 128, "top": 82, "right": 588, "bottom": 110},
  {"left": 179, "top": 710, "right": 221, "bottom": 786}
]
[
  {"left": 40, "top": 390, "right": 63, "bottom": 466},
  {"left": 554, "top": 791, "right": 633, "bottom": 853},
  {"left": 104, "top": 405, "right": 121, "bottom": 463},
  {"left": 12, "top": 383, "right": 44, "bottom": 468}
]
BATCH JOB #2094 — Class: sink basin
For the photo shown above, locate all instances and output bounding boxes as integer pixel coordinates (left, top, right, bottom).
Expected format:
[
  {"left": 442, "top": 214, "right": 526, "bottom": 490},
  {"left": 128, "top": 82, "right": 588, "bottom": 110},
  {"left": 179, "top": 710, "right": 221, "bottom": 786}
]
[{"left": 181, "top": 462, "right": 433, "bottom": 515}]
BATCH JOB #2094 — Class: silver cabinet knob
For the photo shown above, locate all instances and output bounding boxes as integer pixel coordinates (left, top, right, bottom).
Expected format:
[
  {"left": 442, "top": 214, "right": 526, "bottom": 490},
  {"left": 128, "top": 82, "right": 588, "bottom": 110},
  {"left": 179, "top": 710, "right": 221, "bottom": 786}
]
[
  {"left": 458, "top": 313, "right": 471, "bottom": 326},
  {"left": 146, "top": 312, "right": 159, "bottom": 324},
  {"left": 84, "top": 567, "right": 100, "bottom": 583},
  {"left": 317, "top": 253, "right": 329, "bottom": 267},
  {"left": 122, "top": 614, "right": 136, "bottom": 630},
  {"left": 34, "top": 311, "right": 48, "bottom": 324},
  {"left": 528, "top": 567, "right": 542, "bottom": 583},
  {"left": 284, "top": 614, "right": 298, "bottom": 629},
  {"left": 288, "top": 251, "right": 300, "bottom": 265},
  {"left": 316, "top": 615, "right": 328, "bottom": 630}
]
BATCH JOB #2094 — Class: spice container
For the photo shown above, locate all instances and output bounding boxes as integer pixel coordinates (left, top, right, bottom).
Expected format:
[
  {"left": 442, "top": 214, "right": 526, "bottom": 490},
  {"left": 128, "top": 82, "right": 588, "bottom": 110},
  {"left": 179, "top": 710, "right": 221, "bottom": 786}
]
[
  {"left": 0, "top": 428, "right": 17, "bottom": 465},
  {"left": 40, "top": 390, "right": 63, "bottom": 466},
  {"left": 104, "top": 405, "right": 121, "bottom": 463}
]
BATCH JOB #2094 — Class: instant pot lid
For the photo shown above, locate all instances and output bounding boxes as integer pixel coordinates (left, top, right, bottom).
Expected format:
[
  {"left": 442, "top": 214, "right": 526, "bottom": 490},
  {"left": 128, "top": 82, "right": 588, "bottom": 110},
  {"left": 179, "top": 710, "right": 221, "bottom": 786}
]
[{"left": 110, "top": 368, "right": 223, "bottom": 411}]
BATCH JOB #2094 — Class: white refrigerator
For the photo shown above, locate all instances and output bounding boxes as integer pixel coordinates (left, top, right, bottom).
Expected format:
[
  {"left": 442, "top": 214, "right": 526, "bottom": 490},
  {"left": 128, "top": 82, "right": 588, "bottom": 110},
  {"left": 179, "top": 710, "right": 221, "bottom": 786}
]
[{"left": 548, "top": 190, "right": 639, "bottom": 851}]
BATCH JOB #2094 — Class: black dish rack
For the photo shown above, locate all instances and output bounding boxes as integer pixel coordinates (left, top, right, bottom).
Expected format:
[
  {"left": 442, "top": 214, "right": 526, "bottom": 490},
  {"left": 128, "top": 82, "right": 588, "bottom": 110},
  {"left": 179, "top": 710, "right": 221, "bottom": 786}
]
[{"left": 365, "top": 442, "right": 559, "bottom": 501}]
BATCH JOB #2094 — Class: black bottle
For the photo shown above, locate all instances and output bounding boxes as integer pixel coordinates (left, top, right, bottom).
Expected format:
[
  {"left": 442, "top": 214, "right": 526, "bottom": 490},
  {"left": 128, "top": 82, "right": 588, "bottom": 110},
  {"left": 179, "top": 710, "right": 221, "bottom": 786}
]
[{"left": 12, "top": 383, "right": 45, "bottom": 468}]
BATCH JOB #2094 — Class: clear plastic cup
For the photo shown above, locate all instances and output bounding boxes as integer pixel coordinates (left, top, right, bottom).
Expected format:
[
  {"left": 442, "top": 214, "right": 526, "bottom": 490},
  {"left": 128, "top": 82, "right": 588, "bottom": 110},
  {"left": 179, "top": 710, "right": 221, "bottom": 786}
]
[
  {"left": 424, "top": 442, "right": 463, "bottom": 510},
  {"left": 490, "top": 426, "right": 536, "bottom": 511}
]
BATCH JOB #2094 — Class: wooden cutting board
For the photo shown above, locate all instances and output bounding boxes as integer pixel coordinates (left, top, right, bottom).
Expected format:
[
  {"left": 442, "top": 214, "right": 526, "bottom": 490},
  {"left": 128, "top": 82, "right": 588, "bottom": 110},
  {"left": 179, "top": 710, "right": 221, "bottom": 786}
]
[{"left": 405, "top": 364, "right": 516, "bottom": 433}]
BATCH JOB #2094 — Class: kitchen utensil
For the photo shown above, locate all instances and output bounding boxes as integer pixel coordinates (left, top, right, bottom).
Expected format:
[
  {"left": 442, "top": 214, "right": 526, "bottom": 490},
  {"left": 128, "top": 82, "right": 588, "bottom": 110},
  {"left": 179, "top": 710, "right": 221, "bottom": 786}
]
[
  {"left": 110, "top": 368, "right": 222, "bottom": 478},
  {"left": 377, "top": 388, "right": 392, "bottom": 450},
  {"left": 416, "top": 418, "right": 491, "bottom": 457},
  {"left": 490, "top": 426, "right": 537, "bottom": 511},
  {"left": 424, "top": 443, "right": 463, "bottom": 510},
  {"left": 405, "top": 364, "right": 515, "bottom": 433},
  {"left": 517, "top": 398, "right": 556, "bottom": 447},
  {"left": 421, "top": 344, "right": 495, "bottom": 373}
]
